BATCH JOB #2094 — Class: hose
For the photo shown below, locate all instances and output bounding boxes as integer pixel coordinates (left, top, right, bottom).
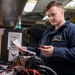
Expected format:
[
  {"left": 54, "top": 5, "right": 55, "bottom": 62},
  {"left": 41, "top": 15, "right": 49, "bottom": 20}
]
[{"left": 37, "top": 65, "right": 57, "bottom": 75}]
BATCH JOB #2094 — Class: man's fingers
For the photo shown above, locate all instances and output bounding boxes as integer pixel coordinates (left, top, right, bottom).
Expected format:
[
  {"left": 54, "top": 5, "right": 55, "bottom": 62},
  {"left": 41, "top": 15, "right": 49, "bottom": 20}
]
[
  {"left": 39, "top": 48, "right": 48, "bottom": 51},
  {"left": 44, "top": 45, "right": 52, "bottom": 48},
  {"left": 19, "top": 46, "right": 27, "bottom": 51}
]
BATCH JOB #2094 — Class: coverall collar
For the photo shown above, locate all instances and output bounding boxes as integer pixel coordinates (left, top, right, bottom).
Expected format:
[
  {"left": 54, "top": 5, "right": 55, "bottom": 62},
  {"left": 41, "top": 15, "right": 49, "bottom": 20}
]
[{"left": 48, "top": 20, "right": 70, "bottom": 35}]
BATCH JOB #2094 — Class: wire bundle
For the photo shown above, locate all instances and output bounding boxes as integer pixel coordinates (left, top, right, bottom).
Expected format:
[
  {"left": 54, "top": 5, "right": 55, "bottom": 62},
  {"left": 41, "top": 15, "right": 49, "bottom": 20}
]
[{"left": 21, "top": 69, "right": 41, "bottom": 75}]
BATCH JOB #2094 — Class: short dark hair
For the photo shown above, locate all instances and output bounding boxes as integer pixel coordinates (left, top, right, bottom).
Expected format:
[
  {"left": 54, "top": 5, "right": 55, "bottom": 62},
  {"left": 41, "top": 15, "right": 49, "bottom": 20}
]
[{"left": 45, "top": 1, "right": 64, "bottom": 11}]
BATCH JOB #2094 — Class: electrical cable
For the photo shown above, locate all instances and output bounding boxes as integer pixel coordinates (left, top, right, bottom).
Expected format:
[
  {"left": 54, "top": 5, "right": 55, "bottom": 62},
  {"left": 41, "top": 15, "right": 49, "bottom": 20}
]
[
  {"left": 21, "top": 69, "right": 30, "bottom": 75},
  {"left": 0, "top": 66, "right": 20, "bottom": 75},
  {"left": 37, "top": 65, "right": 57, "bottom": 75},
  {"left": 21, "top": 69, "right": 41, "bottom": 75}
]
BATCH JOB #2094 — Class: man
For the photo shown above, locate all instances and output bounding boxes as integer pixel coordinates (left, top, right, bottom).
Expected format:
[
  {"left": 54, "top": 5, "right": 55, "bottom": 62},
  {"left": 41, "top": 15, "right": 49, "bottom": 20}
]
[{"left": 19, "top": 1, "right": 75, "bottom": 75}]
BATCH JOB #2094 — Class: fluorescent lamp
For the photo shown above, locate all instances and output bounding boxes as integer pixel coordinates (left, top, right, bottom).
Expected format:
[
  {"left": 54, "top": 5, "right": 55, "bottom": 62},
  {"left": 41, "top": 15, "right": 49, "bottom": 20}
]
[
  {"left": 23, "top": 0, "right": 37, "bottom": 12},
  {"left": 64, "top": 0, "right": 75, "bottom": 9},
  {"left": 42, "top": 16, "right": 49, "bottom": 21}
]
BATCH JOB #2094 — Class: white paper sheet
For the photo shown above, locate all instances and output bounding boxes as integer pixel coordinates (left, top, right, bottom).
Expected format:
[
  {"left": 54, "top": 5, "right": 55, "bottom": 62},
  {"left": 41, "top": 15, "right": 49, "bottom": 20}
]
[
  {"left": 8, "top": 50, "right": 19, "bottom": 61},
  {"left": 13, "top": 39, "right": 21, "bottom": 48},
  {"left": 7, "top": 32, "right": 22, "bottom": 50},
  {"left": 13, "top": 39, "right": 36, "bottom": 55}
]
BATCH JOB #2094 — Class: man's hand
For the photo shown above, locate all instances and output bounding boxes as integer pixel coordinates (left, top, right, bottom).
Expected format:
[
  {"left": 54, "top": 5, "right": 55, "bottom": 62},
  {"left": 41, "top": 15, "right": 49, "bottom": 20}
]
[
  {"left": 19, "top": 46, "right": 27, "bottom": 55},
  {"left": 39, "top": 45, "right": 54, "bottom": 57}
]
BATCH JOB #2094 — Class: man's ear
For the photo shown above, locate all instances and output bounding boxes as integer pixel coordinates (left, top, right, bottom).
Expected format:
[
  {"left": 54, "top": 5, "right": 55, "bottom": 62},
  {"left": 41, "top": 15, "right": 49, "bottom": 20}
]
[{"left": 61, "top": 10, "right": 64, "bottom": 15}]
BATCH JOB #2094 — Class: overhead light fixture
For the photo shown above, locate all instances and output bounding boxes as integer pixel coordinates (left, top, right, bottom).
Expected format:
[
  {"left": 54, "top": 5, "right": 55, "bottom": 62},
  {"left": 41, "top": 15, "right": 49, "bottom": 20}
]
[
  {"left": 23, "top": 0, "right": 37, "bottom": 12},
  {"left": 43, "top": 16, "right": 48, "bottom": 20},
  {"left": 64, "top": 0, "right": 75, "bottom": 9}
]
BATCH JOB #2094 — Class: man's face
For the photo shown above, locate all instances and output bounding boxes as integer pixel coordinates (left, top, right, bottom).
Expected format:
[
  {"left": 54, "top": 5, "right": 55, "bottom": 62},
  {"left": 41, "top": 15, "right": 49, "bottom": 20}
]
[{"left": 46, "top": 6, "right": 64, "bottom": 26}]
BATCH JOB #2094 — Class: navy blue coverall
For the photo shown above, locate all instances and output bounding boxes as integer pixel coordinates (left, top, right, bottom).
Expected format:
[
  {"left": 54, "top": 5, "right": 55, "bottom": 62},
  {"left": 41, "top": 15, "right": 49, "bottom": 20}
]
[{"left": 27, "top": 20, "right": 75, "bottom": 75}]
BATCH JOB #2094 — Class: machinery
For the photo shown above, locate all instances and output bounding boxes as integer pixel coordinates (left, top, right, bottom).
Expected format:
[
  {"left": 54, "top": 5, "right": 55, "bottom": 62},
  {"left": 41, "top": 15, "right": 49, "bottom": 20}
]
[{"left": 0, "top": 53, "right": 57, "bottom": 75}]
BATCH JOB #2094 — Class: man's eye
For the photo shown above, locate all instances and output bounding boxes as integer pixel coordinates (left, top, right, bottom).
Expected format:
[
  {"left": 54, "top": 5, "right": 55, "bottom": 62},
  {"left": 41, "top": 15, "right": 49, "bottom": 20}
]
[{"left": 51, "top": 14, "right": 55, "bottom": 16}]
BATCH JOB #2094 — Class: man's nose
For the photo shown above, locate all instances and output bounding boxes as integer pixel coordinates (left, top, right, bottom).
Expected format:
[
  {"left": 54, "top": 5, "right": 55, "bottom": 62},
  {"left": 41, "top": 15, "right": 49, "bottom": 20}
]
[{"left": 49, "top": 16, "right": 53, "bottom": 20}]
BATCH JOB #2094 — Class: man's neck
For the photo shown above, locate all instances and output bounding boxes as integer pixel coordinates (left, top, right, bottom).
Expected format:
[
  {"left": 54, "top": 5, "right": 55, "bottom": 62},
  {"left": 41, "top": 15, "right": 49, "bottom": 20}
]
[{"left": 55, "top": 19, "right": 66, "bottom": 30}]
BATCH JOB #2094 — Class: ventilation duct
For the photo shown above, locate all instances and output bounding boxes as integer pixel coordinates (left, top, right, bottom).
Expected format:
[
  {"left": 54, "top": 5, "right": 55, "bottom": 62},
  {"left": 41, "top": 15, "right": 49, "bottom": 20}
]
[{"left": 0, "top": 0, "right": 27, "bottom": 28}]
